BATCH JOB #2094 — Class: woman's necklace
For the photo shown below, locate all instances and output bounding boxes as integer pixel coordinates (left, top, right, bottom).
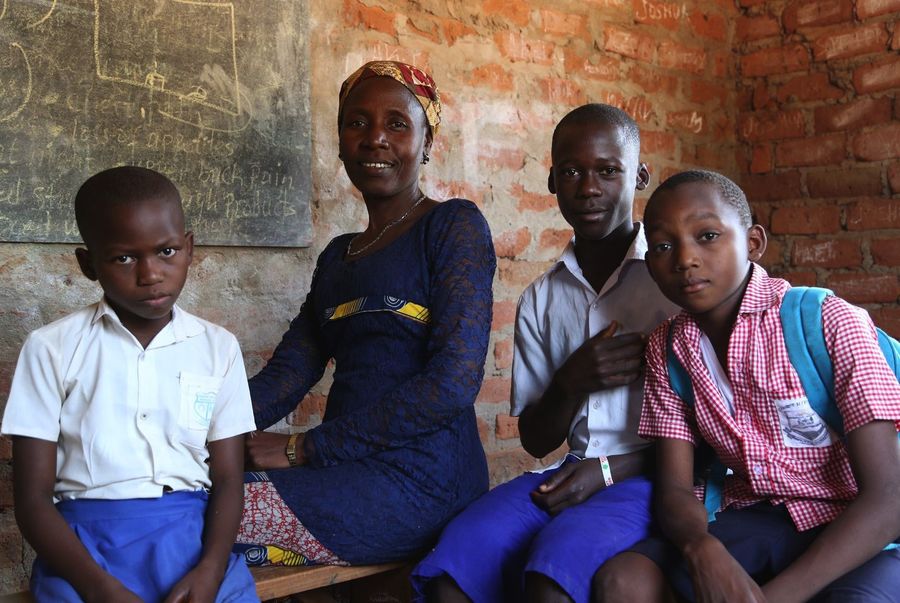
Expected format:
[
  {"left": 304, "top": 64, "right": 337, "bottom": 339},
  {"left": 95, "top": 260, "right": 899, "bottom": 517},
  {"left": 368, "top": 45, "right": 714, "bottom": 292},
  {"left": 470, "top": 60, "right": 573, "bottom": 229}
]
[{"left": 346, "top": 192, "right": 427, "bottom": 257}]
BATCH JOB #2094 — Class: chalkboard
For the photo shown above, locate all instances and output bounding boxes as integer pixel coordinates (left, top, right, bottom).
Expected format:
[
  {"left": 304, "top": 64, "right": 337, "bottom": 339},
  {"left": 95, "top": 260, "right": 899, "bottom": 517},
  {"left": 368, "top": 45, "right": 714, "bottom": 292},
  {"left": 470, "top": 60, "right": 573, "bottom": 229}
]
[{"left": 0, "top": 0, "right": 311, "bottom": 247}]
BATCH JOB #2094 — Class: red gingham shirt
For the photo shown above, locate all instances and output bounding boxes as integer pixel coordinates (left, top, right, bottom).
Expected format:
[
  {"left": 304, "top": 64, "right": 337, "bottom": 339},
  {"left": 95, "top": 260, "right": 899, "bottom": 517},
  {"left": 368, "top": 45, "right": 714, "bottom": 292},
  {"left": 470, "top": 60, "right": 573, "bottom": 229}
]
[{"left": 640, "top": 265, "right": 900, "bottom": 531}]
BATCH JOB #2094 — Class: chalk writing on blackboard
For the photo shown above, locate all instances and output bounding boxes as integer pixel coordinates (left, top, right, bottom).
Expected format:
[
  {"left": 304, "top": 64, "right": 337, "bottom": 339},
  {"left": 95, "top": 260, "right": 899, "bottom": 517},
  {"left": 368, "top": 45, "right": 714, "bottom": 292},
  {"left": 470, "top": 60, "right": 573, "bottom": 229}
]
[{"left": 0, "top": 0, "right": 311, "bottom": 247}]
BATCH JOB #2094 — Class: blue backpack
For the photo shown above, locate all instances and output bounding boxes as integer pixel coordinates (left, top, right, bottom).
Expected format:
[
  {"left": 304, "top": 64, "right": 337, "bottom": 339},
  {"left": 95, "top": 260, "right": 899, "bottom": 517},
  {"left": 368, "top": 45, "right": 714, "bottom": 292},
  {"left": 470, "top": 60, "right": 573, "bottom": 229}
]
[{"left": 666, "top": 286, "right": 900, "bottom": 524}]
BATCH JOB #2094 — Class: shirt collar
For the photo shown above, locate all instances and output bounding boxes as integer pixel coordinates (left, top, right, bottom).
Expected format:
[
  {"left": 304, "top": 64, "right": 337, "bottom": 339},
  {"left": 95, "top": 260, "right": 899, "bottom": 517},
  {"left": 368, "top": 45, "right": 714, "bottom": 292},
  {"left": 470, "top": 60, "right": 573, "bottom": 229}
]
[
  {"left": 556, "top": 222, "right": 648, "bottom": 282},
  {"left": 92, "top": 297, "right": 205, "bottom": 347},
  {"left": 736, "top": 263, "right": 788, "bottom": 316}
]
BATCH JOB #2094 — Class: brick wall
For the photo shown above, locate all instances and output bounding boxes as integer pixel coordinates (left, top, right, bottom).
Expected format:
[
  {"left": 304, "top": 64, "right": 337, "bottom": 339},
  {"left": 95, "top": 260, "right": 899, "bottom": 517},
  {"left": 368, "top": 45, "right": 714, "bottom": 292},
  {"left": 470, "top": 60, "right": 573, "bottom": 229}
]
[
  {"left": 0, "top": 0, "right": 897, "bottom": 592},
  {"left": 736, "top": 0, "right": 900, "bottom": 335}
]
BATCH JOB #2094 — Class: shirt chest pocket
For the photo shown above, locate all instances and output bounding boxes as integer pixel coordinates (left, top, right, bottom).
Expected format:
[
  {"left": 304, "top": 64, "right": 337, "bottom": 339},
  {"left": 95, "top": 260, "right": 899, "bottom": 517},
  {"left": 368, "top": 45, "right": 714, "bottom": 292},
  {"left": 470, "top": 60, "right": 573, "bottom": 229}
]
[{"left": 178, "top": 372, "right": 223, "bottom": 448}]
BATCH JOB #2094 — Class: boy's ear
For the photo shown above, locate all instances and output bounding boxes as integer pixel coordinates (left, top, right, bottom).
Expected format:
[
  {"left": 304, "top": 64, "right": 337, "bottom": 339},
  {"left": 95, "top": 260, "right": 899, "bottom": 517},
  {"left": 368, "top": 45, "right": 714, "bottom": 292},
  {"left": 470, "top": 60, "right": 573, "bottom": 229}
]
[
  {"left": 547, "top": 167, "right": 556, "bottom": 195},
  {"left": 636, "top": 162, "right": 650, "bottom": 190},
  {"left": 75, "top": 247, "right": 98, "bottom": 281},
  {"left": 747, "top": 224, "right": 767, "bottom": 262},
  {"left": 184, "top": 231, "right": 195, "bottom": 264}
]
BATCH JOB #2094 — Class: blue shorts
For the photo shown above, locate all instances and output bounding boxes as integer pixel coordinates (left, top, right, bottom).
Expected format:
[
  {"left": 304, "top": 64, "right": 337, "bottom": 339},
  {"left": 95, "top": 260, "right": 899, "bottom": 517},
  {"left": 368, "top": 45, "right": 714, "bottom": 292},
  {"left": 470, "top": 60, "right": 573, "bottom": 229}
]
[
  {"left": 31, "top": 491, "right": 258, "bottom": 603},
  {"left": 411, "top": 460, "right": 653, "bottom": 603},
  {"left": 630, "top": 502, "right": 900, "bottom": 602}
]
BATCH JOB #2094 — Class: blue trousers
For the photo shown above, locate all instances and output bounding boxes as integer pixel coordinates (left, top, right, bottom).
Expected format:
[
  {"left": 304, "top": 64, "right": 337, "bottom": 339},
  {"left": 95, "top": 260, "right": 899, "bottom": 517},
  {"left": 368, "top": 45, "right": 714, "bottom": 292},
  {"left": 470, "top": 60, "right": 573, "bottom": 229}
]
[
  {"left": 31, "top": 491, "right": 258, "bottom": 603},
  {"left": 630, "top": 502, "right": 900, "bottom": 602},
  {"left": 412, "top": 461, "right": 653, "bottom": 603}
]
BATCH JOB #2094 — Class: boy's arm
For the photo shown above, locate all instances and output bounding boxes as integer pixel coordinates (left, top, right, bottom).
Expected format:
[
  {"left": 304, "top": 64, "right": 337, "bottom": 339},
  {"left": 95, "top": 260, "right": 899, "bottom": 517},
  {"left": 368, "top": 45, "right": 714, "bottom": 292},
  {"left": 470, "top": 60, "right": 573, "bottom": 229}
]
[
  {"left": 761, "top": 420, "right": 900, "bottom": 603},
  {"left": 518, "top": 320, "right": 646, "bottom": 458},
  {"left": 164, "top": 434, "right": 246, "bottom": 603},
  {"left": 655, "top": 437, "right": 765, "bottom": 603},
  {"left": 13, "top": 437, "right": 141, "bottom": 603}
]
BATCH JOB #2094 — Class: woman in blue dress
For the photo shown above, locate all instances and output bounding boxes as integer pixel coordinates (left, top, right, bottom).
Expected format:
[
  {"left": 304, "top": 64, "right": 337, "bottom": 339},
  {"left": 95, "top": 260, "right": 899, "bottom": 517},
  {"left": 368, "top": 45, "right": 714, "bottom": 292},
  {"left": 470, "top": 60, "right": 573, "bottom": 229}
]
[{"left": 234, "top": 61, "right": 495, "bottom": 566}]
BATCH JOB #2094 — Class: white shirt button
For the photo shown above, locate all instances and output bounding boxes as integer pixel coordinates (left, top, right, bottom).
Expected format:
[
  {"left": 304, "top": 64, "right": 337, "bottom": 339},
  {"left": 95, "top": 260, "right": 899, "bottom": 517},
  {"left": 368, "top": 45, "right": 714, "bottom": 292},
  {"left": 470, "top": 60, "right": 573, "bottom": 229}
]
[
  {"left": 593, "top": 401, "right": 601, "bottom": 410},
  {"left": 591, "top": 439, "right": 600, "bottom": 448},
  {"left": 753, "top": 464, "right": 764, "bottom": 475}
]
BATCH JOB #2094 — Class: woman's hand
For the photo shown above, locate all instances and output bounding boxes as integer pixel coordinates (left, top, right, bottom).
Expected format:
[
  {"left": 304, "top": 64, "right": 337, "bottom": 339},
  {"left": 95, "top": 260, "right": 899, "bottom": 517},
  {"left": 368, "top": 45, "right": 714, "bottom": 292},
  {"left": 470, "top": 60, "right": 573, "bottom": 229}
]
[{"left": 245, "top": 431, "right": 305, "bottom": 470}]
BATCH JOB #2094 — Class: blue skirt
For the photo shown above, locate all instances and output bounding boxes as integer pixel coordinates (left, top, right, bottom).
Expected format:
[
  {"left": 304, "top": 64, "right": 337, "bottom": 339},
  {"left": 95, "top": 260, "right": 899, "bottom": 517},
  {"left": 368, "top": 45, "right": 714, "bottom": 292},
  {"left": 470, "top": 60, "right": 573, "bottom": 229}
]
[{"left": 31, "top": 491, "right": 258, "bottom": 603}]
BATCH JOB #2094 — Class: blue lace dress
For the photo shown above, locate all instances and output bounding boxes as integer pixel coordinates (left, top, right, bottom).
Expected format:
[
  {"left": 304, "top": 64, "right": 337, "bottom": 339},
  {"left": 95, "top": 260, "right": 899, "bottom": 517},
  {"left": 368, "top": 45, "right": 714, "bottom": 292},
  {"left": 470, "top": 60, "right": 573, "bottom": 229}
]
[{"left": 249, "top": 199, "right": 495, "bottom": 564}]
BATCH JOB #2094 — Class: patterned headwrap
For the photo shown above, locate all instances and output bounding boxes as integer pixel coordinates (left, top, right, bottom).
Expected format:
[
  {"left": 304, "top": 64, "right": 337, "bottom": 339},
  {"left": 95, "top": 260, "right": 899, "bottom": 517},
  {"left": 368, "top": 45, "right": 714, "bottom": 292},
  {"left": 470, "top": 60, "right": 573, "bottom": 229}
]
[{"left": 338, "top": 60, "right": 441, "bottom": 136}]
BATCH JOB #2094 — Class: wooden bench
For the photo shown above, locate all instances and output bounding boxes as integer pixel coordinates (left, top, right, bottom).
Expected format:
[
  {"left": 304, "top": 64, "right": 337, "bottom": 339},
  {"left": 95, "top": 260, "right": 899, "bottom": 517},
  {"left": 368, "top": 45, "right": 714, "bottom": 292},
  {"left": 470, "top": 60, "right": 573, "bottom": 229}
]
[{"left": 0, "top": 562, "right": 410, "bottom": 602}]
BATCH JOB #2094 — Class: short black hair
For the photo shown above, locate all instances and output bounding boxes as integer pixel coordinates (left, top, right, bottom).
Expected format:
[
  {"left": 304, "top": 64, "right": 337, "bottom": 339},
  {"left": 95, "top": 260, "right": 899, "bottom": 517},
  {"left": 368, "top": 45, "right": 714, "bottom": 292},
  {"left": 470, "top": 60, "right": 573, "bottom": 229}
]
[
  {"left": 75, "top": 166, "right": 182, "bottom": 246},
  {"left": 551, "top": 103, "right": 641, "bottom": 158},
  {"left": 650, "top": 169, "right": 752, "bottom": 229}
]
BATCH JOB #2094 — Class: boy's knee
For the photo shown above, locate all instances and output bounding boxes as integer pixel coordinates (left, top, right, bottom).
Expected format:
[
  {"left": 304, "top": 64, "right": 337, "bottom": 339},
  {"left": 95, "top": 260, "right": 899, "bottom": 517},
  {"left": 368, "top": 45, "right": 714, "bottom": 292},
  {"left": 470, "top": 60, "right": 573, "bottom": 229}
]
[{"left": 591, "top": 552, "right": 663, "bottom": 603}]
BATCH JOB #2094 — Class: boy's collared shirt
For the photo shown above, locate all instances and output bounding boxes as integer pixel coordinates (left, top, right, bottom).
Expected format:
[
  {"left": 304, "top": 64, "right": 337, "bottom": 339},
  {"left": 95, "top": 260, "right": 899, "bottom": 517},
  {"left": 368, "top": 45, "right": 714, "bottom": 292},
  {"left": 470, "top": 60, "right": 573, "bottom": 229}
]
[
  {"left": 641, "top": 265, "right": 900, "bottom": 530},
  {"left": 2, "top": 299, "right": 256, "bottom": 500},
  {"left": 511, "top": 223, "right": 679, "bottom": 462}
]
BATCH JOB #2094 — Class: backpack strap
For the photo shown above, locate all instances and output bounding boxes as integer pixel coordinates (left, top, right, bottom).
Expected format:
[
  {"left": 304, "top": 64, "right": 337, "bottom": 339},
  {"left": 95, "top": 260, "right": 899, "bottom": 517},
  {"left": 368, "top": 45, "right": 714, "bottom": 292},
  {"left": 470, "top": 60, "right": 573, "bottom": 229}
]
[
  {"left": 666, "top": 322, "right": 724, "bottom": 523},
  {"left": 779, "top": 287, "right": 844, "bottom": 434}
]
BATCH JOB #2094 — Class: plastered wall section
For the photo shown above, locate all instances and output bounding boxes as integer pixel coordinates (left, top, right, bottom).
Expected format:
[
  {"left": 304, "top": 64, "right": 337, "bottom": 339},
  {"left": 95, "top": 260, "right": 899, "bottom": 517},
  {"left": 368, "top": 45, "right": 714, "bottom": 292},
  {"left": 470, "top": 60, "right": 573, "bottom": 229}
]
[{"left": 1, "top": 0, "right": 897, "bottom": 592}]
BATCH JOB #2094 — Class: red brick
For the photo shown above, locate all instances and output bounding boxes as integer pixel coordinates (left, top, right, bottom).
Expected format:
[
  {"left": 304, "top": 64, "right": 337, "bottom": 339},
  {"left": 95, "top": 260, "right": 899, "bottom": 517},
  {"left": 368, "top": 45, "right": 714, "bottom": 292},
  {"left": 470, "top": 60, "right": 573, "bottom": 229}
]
[
  {"left": 0, "top": 436, "right": 11, "bottom": 462},
  {"left": 782, "top": 270, "right": 819, "bottom": 286},
  {"left": 712, "top": 50, "right": 731, "bottom": 78},
  {"left": 847, "top": 198, "right": 900, "bottom": 230},
  {"left": 812, "top": 23, "right": 889, "bottom": 62},
  {"left": 667, "top": 110, "right": 705, "bottom": 135},
  {"left": 689, "top": 79, "right": 730, "bottom": 107},
  {"left": 289, "top": 393, "right": 327, "bottom": 426},
  {"left": 851, "top": 122, "right": 900, "bottom": 161},
  {"left": 752, "top": 201, "right": 775, "bottom": 229},
  {"left": 806, "top": 167, "right": 884, "bottom": 198},
  {"left": 494, "top": 31, "right": 554, "bottom": 64},
  {"left": 441, "top": 18, "right": 477, "bottom": 46},
  {"left": 739, "top": 110, "right": 806, "bottom": 142},
  {"left": 791, "top": 238, "right": 861, "bottom": 267},
  {"left": 889, "top": 163, "right": 900, "bottom": 193},
  {"left": 871, "top": 238, "right": 900, "bottom": 266},
  {"left": 407, "top": 15, "right": 441, "bottom": 44},
  {"left": 629, "top": 64, "right": 678, "bottom": 95},
  {"left": 633, "top": 0, "right": 688, "bottom": 28},
  {"left": 539, "top": 228, "right": 572, "bottom": 252},
  {"left": 494, "top": 227, "right": 531, "bottom": 259},
  {"left": 736, "top": 14, "right": 782, "bottom": 41},
  {"left": 431, "top": 179, "right": 481, "bottom": 206},
  {"left": 540, "top": 9, "right": 588, "bottom": 39},
  {"left": 493, "top": 338, "right": 514, "bottom": 370},
  {"left": 856, "top": 0, "right": 900, "bottom": 19},
  {"left": 775, "top": 133, "right": 846, "bottom": 167},
  {"left": 565, "top": 49, "right": 621, "bottom": 81},
  {"left": 814, "top": 97, "right": 892, "bottom": 133},
  {"left": 483, "top": 0, "right": 531, "bottom": 27},
  {"left": 540, "top": 77, "right": 585, "bottom": 106},
  {"left": 771, "top": 205, "right": 842, "bottom": 234},
  {"left": 343, "top": 0, "right": 397, "bottom": 36},
  {"left": 476, "top": 415, "right": 490, "bottom": 445},
  {"left": 512, "top": 183, "right": 555, "bottom": 213},
  {"left": 783, "top": 0, "right": 853, "bottom": 32},
  {"left": 741, "top": 45, "right": 809, "bottom": 77},
  {"left": 594, "top": 91, "right": 657, "bottom": 124},
  {"left": 775, "top": 72, "right": 844, "bottom": 104},
  {"left": 479, "top": 147, "right": 527, "bottom": 172},
  {"left": 466, "top": 63, "right": 514, "bottom": 92},
  {"left": 827, "top": 273, "right": 899, "bottom": 303},
  {"left": 641, "top": 130, "right": 677, "bottom": 159},
  {"left": 491, "top": 300, "right": 517, "bottom": 331},
  {"left": 750, "top": 144, "right": 774, "bottom": 173},
  {"left": 477, "top": 376, "right": 512, "bottom": 404},
  {"left": 689, "top": 12, "right": 727, "bottom": 41},
  {"left": 742, "top": 171, "right": 804, "bottom": 201},
  {"left": 499, "top": 259, "right": 550, "bottom": 289},
  {"left": 0, "top": 465, "right": 13, "bottom": 508},
  {"left": 869, "top": 306, "right": 900, "bottom": 339},
  {"left": 495, "top": 414, "right": 520, "bottom": 440},
  {"left": 487, "top": 448, "right": 549, "bottom": 486},
  {"left": 853, "top": 56, "right": 900, "bottom": 93},
  {"left": 760, "top": 237, "right": 786, "bottom": 266},
  {"left": 603, "top": 25, "right": 656, "bottom": 63},
  {"left": 753, "top": 81, "right": 771, "bottom": 110},
  {"left": 658, "top": 41, "right": 707, "bottom": 75}
]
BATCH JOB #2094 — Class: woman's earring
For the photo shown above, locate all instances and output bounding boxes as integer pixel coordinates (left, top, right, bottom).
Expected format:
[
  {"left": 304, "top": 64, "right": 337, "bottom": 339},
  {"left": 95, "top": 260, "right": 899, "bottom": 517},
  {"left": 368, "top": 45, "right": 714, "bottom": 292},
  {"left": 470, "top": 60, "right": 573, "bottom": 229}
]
[{"left": 421, "top": 152, "right": 430, "bottom": 165}]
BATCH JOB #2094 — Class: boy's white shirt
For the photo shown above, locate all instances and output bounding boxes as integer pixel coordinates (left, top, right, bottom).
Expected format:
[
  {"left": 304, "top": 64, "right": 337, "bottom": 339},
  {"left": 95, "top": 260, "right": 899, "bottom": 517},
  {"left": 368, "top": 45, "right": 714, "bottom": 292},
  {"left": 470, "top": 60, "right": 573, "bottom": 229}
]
[
  {"left": 511, "top": 224, "right": 680, "bottom": 469},
  {"left": 1, "top": 299, "right": 257, "bottom": 500}
]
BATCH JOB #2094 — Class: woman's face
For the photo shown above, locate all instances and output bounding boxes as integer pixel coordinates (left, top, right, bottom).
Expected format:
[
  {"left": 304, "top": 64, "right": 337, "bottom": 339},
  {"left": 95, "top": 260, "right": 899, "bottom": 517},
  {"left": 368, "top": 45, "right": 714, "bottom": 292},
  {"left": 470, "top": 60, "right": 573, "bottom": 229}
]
[{"left": 338, "top": 77, "right": 432, "bottom": 201}]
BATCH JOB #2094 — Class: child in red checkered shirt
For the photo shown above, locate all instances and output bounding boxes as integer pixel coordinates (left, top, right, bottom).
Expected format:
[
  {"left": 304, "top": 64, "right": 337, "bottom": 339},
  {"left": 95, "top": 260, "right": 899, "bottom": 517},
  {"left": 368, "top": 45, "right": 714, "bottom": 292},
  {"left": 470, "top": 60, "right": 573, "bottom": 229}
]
[{"left": 592, "top": 170, "right": 900, "bottom": 603}]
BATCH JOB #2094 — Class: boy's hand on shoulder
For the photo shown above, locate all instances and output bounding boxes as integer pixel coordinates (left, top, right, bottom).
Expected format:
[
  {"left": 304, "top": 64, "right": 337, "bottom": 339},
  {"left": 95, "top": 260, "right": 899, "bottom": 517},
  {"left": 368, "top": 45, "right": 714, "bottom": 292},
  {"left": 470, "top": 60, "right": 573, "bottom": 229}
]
[
  {"left": 529, "top": 459, "right": 606, "bottom": 515},
  {"left": 684, "top": 535, "right": 767, "bottom": 603},
  {"left": 555, "top": 321, "right": 646, "bottom": 397},
  {"left": 163, "top": 565, "right": 221, "bottom": 603}
]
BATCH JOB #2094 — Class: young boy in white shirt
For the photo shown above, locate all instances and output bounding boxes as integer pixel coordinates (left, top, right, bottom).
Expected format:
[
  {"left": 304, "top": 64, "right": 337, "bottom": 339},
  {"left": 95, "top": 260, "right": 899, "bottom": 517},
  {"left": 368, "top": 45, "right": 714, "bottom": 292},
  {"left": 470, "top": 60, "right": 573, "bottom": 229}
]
[{"left": 2, "top": 166, "right": 258, "bottom": 602}]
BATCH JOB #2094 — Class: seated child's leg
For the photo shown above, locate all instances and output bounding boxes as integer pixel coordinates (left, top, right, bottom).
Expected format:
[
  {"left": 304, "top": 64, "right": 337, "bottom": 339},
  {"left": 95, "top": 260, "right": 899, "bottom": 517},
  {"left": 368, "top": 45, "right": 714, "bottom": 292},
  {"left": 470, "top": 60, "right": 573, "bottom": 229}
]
[
  {"left": 812, "top": 546, "right": 900, "bottom": 603},
  {"left": 31, "top": 492, "right": 256, "bottom": 603},
  {"left": 411, "top": 470, "right": 554, "bottom": 603},
  {"left": 591, "top": 551, "right": 672, "bottom": 603},
  {"left": 524, "top": 476, "right": 653, "bottom": 603}
]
